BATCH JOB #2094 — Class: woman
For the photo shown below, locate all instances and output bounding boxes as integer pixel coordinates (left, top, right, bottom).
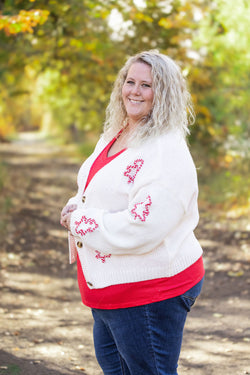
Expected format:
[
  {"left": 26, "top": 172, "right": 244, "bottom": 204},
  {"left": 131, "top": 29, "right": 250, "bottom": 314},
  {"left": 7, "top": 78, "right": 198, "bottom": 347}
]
[{"left": 61, "top": 50, "right": 204, "bottom": 375}]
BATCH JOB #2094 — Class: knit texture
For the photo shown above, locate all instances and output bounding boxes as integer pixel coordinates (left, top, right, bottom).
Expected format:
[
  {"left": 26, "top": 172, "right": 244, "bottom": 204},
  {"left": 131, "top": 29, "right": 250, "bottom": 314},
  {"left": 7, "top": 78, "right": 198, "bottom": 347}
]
[{"left": 68, "top": 130, "right": 203, "bottom": 289}]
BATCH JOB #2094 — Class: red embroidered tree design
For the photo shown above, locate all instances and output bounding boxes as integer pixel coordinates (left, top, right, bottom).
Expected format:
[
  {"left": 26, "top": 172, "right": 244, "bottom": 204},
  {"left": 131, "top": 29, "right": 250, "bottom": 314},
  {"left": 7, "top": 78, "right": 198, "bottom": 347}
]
[
  {"left": 95, "top": 250, "right": 112, "bottom": 263},
  {"left": 124, "top": 159, "right": 144, "bottom": 183},
  {"left": 75, "top": 216, "right": 98, "bottom": 236},
  {"left": 131, "top": 195, "right": 152, "bottom": 222}
]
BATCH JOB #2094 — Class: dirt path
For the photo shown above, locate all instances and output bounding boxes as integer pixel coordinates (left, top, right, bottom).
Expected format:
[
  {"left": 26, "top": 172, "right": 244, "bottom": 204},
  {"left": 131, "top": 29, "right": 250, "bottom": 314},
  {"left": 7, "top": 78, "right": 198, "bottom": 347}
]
[{"left": 0, "top": 133, "right": 249, "bottom": 375}]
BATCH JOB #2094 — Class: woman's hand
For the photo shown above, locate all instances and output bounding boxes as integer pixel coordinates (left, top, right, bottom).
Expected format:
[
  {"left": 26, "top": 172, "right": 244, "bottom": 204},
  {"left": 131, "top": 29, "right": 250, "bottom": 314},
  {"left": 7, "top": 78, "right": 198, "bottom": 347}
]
[
  {"left": 61, "top": 212, "right": 72, "bottom": 231},
  {"left": 60, "top": 204, "right": 77, "bottom": 231},
  {"left": 61, "top": 204, "right": 77, "bottom": 217}
]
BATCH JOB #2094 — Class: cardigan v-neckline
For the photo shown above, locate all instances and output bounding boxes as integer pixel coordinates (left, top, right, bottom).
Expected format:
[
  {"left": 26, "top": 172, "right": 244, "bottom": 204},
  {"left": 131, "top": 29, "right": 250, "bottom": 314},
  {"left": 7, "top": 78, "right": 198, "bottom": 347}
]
[
  {"left": 106, "top": 136, "right": 126, "bottom": 159},
  {"left": 84, "top": 137, "right": 126, "bottom": 193}
]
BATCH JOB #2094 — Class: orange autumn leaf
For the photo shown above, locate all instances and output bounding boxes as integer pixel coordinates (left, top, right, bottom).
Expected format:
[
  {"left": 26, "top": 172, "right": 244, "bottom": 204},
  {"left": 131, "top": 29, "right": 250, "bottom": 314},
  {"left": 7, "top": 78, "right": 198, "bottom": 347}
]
[{"left": 0, "top": 9, "right": 50, "bottom": 36}]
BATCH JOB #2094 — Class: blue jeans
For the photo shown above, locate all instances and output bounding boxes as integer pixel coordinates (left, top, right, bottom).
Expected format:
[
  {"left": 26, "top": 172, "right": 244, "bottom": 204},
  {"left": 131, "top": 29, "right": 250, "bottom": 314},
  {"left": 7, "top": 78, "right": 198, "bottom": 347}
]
[{"left": 91, "top": 278, "right": 204, "bottom": 375}]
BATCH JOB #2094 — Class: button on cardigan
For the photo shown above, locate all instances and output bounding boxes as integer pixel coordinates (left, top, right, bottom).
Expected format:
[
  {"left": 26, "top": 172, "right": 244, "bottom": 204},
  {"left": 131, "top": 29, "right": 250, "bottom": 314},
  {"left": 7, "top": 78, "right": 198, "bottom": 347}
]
[{"left": 67, "top": 130, "right": 203, "bottom": 289}]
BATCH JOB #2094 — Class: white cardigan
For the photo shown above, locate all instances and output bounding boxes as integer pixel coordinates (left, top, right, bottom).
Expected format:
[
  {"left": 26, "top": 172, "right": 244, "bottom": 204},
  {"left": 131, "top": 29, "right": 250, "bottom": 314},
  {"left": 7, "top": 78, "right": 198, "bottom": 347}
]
[{"left": 67, "top": 130, "right": 203, "bottom": 289}]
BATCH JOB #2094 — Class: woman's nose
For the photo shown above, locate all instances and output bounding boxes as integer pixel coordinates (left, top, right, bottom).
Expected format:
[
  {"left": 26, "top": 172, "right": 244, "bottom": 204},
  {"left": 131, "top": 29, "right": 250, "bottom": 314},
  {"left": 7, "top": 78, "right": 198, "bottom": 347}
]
[{"left": 131, "top": 83, "right": 141, "bottom": 95}]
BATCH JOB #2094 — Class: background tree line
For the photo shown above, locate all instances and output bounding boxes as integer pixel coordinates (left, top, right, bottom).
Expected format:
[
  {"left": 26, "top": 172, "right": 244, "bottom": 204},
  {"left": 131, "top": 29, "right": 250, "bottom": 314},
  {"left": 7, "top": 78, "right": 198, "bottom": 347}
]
[{"left": 0, "top": 0, "right": 249, "bottom": 213}]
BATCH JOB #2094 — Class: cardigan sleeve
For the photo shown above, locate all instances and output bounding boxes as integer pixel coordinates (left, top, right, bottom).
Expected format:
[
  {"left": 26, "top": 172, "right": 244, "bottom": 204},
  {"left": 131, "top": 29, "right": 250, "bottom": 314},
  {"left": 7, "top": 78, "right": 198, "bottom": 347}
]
[
  {"left": 69, "top": 132, "right": 199, "bottom": 256},
  {"left": 69, "top": 181, "right": 187, "bottom": 255}
]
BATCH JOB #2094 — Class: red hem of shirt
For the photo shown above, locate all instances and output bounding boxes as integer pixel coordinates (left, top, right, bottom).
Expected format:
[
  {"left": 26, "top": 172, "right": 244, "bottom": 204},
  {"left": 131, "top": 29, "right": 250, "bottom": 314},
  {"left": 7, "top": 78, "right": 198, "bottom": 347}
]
[
  {"left": 77, "top": 255, "right": 204, "bottom": 309},
  {"left": 76, "top": 135, "right": 205, "bottom": 309}
]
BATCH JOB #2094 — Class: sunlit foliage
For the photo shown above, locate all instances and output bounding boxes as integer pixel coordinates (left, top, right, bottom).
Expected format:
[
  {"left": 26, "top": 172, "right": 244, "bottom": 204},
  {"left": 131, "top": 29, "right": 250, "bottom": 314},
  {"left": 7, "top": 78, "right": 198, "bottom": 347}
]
[
  {"left": 0, "top": 9, "right": 49, "bottom": 35},
  {"left": 0, "top": 0, "right": 249, "bottom": 211}
]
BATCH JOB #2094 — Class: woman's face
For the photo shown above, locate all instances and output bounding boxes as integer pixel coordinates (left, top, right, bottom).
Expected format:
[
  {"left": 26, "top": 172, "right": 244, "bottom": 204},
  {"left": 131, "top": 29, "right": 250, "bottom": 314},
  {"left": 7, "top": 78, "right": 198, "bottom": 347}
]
[{"left": 122, "top": 62, "right": 154, "bottom": 127}]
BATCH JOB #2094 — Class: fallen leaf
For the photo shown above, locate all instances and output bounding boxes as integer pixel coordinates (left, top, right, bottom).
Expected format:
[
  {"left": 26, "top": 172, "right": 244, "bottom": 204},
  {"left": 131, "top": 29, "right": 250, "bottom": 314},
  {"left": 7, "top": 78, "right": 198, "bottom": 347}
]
[
  {"left": 227, "top": 270, "right": 244, "bottom": 277},
  {"left": 213, "top": 313, "right": 223, "bottom": 318}
]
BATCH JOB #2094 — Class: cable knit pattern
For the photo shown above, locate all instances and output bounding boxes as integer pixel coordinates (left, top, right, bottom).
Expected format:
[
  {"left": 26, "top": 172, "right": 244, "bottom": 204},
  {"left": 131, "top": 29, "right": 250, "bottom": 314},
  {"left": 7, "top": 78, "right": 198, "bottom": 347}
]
[{"left": 67, "top": 130, "right": 203, "bottom": 289}]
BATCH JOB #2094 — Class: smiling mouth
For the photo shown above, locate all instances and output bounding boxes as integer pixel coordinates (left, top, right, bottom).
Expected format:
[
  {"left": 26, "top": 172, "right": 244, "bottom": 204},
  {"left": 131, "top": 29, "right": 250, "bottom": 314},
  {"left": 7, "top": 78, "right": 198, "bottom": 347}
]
[{"left": 128, "top": 99, "right": 143, "bottom": 104}]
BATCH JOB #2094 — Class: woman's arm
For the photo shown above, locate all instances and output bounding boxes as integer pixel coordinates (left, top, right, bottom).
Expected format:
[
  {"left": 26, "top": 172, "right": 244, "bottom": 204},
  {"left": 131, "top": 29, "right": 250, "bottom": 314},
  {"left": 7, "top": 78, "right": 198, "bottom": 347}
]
[{"left": 68, "top": 182, "right": 186, "bottom": 255}]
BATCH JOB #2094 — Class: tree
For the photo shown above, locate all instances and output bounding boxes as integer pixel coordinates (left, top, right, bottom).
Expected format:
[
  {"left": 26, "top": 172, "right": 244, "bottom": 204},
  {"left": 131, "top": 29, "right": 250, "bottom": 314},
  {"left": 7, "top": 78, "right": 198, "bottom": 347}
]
[
  {"left": 189, "top": 0, "right": 250, "bottom": 210},
  {"left": 0, "top": 0, "right": 209, "bottom": 140}
]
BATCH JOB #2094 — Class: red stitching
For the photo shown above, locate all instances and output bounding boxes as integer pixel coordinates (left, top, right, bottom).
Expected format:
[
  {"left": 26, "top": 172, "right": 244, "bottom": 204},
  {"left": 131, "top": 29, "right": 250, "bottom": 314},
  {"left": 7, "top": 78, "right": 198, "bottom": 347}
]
[
  {"left": 95, "top": 250, "right": 112, "bottom": 263},
  {"left": 75, "top": 216, "right": 98, "bottom": 236},
  {"left": 131, "top": 195, "right": 152, "bottom": 222},
  {"left": 124, "top": 159, "right": 144, "bottom": 183}
]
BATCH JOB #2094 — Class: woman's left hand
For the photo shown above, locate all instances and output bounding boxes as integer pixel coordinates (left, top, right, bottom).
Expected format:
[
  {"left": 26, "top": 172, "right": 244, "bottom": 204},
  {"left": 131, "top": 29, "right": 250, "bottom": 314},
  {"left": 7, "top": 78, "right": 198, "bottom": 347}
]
[{"left": 60, "top": 212, "right": 72, "bottom": 231}]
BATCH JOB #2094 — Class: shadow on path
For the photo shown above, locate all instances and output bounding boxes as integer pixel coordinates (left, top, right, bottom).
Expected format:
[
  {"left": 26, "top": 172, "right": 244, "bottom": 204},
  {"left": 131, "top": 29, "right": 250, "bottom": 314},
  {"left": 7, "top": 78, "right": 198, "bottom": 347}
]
[
  {"left": 0, "top": 132, "right": 249, "bottom": 375},
  {"left": 0, "top": 350, "right": 87, "bottom": 375}
]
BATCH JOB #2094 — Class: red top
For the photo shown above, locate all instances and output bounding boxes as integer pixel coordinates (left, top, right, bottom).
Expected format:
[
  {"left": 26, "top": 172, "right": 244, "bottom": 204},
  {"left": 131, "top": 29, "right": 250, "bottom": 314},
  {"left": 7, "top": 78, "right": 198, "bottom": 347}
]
[{"left": 77, "top": 137, "right": 205, "bottom": 309}]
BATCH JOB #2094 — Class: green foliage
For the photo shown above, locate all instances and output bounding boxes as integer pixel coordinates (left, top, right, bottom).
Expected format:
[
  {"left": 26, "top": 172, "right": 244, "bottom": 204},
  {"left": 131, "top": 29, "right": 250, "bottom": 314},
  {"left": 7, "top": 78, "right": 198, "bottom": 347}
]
[
  {"left": 194, "top": 144, "right": 250, "bottom": 213},
  {"left": 0, "top": 160, "right": 12, "bottom": 218},
  {"left": 0, "top": 0, "right": 249, "bottom": 211},
  {"left": 0, "top": 0, "right": 207, "bottom": 140},
  {"left": 0, "top": 161, "right": 7, "bottom": 189},
  {"left": 0, "top": 364, "right": 21, "bottom": 375},
  {"left": 190, "top": 0, "right": 250, "bottom": 152},
  {"left": 77, "top": 141, "right": 96, "bottom": 159},
  {"left": 0, "top": 161, "right": 12, "bottom": 235}
]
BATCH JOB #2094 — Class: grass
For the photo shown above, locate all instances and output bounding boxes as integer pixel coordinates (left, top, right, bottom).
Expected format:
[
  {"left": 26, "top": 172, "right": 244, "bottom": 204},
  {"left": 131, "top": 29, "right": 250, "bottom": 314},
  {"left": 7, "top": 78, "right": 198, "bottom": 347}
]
[
  {"left": 0, "top": 161, "right": 8, "bottom": 190},
  {"left": 0, "top": 365, "right": 21, "bottom": 375},
  {"left": 0, "top": 161, "right": 12, "bottom": 234}
]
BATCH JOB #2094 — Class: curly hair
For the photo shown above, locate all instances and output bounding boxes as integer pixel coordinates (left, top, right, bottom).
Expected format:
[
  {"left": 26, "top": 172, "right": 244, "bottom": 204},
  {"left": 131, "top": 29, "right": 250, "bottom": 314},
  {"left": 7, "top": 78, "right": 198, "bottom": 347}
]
[{"left": 103, "top": 50, "right": 195, "bottom": 146}]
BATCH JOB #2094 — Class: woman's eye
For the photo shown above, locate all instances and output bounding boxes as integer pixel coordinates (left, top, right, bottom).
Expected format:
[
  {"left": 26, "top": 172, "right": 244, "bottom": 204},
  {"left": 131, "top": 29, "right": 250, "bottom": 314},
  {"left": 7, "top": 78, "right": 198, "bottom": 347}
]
[{"left": 125, "top": 81, "right": 151, "bottom": 87}]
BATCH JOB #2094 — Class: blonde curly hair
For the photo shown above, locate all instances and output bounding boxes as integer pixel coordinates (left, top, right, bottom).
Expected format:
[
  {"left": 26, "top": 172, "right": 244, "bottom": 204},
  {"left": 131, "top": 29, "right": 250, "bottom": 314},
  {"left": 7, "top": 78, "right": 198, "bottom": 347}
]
[{"left": 103, "top": 50, "right": 195, "bottom": 146}]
